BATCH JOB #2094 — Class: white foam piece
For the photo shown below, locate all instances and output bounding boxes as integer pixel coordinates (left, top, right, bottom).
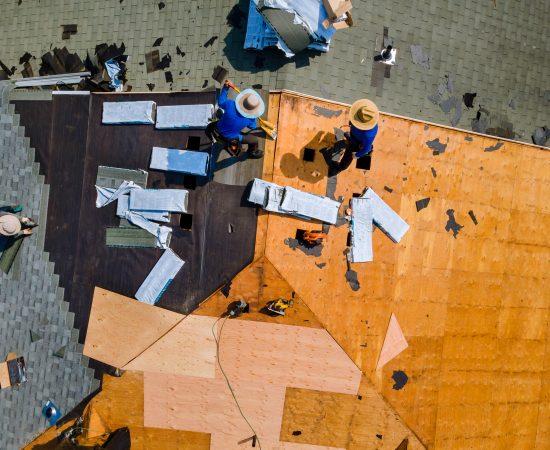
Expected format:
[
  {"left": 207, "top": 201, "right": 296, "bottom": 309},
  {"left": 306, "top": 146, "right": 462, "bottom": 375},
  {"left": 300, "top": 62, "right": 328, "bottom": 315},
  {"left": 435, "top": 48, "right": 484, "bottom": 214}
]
[
  {"left": 149, "top": 147, "right": 209, "bottom": 176},
  {"left": 130, "top": 189, "right": 188, "bottom": 213},
  {"left": 155, "top": 104, "right": 214, "bottom": 129},
  {"left": 362, "top": 188, "right": 409, "bottom": 243},
  {"left": 102, "top": 101, "right": 156, "bottom": 124},
  {"left": 135, "top": 249, "right": 185, "bottom": 304}
]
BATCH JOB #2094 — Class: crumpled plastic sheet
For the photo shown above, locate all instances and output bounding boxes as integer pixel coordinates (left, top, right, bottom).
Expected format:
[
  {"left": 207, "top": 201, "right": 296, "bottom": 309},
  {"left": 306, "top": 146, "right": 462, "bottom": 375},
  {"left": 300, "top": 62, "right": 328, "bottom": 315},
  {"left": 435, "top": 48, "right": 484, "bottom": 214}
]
[
  {"left": 95, "top": 180, "right": 172, "bottom": 249},
  {"left": 105, "top": 59, "right": 123, "bottom": 92}
]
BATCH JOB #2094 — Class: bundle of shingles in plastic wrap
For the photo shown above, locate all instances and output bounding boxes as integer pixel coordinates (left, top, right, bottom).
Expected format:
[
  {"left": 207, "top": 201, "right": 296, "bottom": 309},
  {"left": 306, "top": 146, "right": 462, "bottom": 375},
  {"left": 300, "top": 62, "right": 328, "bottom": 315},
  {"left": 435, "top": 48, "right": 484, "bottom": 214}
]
[{"left": 244, "top": 0, "right": 353, "bottom": 57}]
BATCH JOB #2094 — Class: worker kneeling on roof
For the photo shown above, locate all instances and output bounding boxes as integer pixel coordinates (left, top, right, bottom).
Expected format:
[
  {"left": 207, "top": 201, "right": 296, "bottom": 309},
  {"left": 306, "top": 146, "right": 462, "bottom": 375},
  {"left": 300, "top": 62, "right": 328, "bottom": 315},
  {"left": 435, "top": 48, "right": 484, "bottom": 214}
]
[
  {"left": 212, "top": 80, "right": 265, "bottom": 159},
  {"left": 327, "top": 98, "right": 379, "bottom": 175}
]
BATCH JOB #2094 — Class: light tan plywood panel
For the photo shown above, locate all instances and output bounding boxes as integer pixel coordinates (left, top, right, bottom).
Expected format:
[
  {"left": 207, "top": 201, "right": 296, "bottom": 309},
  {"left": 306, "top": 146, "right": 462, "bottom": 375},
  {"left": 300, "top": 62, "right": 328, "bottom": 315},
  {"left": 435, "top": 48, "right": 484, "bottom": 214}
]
[{"left": 83, "top": 287, "right": 182, "bottom": 368}]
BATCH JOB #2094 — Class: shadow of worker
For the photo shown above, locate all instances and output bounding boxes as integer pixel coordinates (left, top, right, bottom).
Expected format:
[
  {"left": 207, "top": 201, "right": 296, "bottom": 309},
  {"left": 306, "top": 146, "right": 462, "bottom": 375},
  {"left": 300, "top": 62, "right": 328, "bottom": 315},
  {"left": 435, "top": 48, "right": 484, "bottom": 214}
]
[{"left": 279, "top": 130, "right": 337, "bottom": 184}]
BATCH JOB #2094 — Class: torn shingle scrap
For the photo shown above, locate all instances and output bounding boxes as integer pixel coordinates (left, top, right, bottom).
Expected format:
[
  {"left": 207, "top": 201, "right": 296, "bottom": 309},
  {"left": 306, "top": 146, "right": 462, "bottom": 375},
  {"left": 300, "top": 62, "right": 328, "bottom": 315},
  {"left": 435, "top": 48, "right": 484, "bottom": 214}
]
[
  {"left": 204, "top": 36, "right": 218, "bottom": 47},
  {"left": 426, "top": 138, "right": 447, "bottom": 155},
  {"left": 415, "top": 198, "right": 430, "bottom": 212},
  {"left": 445, "top": 209, "right": 463, "bottom": 238}
]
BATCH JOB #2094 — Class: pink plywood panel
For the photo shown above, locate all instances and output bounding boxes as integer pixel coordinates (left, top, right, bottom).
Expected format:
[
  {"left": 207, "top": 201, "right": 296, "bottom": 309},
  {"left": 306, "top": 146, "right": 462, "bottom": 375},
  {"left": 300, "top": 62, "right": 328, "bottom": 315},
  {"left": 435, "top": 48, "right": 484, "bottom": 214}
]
[
  {"left": 217, "top": 319, "right": 362, "bottom": 395},
  {"left": 376, "top": 313, "right": 409, "bottom": 370},
  {"left": 144, "top": 372, "right": 286, "bottom": 449},
  {"left": 124, "top": 315, "right": 217, "bottom": 378}
]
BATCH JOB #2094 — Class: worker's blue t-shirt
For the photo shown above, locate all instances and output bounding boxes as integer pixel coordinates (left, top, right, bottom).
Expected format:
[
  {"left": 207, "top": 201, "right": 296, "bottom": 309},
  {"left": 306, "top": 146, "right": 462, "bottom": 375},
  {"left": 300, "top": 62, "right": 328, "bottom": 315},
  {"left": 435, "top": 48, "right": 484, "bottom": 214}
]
[
  {"left": 216, "top": 86, "right": 257, "bottom": 140},
  {"left": 350, "top": 123, "right": 378, "bottom": 158}
]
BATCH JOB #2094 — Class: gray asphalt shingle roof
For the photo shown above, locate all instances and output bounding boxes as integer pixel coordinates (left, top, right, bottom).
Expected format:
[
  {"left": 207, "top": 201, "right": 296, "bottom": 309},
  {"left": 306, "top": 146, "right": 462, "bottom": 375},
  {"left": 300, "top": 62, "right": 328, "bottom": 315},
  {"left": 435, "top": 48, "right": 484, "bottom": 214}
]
[{"left": 0, "top": 83, "right": 97, "bottom": 450}]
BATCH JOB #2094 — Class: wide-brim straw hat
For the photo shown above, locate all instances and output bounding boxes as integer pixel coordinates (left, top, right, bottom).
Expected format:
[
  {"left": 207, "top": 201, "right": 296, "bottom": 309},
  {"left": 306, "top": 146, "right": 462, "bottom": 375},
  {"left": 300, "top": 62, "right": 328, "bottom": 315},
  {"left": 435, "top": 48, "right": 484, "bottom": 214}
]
[
  {"left": 350, "top": 99, "right": 379, "bottom": 130},
  {"left": 235, "top": 89, "right": 265, "bottom": 119},
  {"left": 0, "top": 214, "right": 21, "bottom": 236}
]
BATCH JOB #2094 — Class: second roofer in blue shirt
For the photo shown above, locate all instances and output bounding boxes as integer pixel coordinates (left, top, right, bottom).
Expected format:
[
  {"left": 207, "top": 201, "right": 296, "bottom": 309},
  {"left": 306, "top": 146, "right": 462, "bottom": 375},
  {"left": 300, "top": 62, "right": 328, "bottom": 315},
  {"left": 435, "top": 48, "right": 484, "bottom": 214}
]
[
  {"left": 328, "top": 98, "right": 379, "bottom": 176},
  {"left": 213, "top": 81, "right": 265, "bottom": 159}
]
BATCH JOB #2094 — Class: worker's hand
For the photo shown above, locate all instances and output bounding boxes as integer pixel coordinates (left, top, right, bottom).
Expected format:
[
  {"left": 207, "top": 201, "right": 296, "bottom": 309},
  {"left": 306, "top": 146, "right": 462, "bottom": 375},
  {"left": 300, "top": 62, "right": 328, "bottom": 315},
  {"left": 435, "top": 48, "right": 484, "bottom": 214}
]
[{"left": 224, "top": 79, "right": 233, "bottom": 88}]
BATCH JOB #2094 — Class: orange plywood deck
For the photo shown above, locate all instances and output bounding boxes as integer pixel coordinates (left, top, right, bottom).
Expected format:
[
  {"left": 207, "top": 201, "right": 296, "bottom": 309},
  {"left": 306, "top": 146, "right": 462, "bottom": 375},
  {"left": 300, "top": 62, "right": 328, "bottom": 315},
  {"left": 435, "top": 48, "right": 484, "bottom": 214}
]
[
  {"left": 24, "top": 372, "right": 210, "bottom": 450},
  {"left": 259, "top": 91, "right": 550, "bottom": 449}
]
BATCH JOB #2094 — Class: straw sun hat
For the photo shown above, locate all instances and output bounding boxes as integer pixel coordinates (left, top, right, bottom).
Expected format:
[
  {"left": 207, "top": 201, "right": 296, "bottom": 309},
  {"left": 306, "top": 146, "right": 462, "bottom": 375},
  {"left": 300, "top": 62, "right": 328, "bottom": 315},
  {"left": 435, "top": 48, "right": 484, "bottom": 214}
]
[
  {"left": 0, "top": 214, "right": 21, "bottom": 236},
  {"left": 349, "top": 99, "right": 379, "bottom": 130},
  {"left": 235, "top": 89, "right": 265, "bottom": 119}
]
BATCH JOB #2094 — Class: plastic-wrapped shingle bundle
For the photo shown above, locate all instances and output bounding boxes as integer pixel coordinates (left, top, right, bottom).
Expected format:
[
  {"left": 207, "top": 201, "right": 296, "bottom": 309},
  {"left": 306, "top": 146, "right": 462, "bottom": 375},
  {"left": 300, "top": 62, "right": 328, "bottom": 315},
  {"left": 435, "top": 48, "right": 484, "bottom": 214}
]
[
  {"left": 350, "top": 197, "right": 373, "bottom": 263},
  {"left": 244, "top": 0, "right": 336, "bottom": 57},
  {"left": 135, "top": 249, "right": 185, "bottom": 304},
  {"left": 362, "top": 188, "right": 409, "bottom": 243},
  {"left": 349, "top": 187, "right": 410, "bottom": 263},
  {"left": 155, "top": 104, "right": 214, "bottom": 129},
  {"left": 149, "top": 147, "right": 209, "bottom": 176},
  {"left": 248, "top": 178, "right": 340, "bottom": 224},
  {"left": 102, "top": 101, "right": 156, "bottom": 124}
]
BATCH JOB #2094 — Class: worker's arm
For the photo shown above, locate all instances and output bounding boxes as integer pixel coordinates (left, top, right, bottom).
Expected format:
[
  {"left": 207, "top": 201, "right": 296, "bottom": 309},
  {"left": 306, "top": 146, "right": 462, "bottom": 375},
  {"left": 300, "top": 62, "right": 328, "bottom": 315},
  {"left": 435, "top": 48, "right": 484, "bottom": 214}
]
[{"left": 218, "top": 85, "right": 230, "bottom": 108}]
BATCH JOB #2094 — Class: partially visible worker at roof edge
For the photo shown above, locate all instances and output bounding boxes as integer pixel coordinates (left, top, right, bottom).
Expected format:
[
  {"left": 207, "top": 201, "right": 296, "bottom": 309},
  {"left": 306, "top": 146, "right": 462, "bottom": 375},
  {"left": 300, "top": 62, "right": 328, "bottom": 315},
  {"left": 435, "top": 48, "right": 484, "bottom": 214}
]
[
  {"left": 329, "top": 98, "right": 379, "bottom": 175},
  {"left": 214, "top": 80, "right": 265, "bottom": 159}
]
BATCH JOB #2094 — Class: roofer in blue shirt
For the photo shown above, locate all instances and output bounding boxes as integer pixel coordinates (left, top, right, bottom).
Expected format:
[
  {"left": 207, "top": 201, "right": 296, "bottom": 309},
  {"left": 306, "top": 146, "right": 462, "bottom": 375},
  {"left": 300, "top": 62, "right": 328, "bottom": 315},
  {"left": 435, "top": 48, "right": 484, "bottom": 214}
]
[
  {"left": 207, "top": 80, "right": 265, "bottom": 159},
  {"left": 326, "top": 98, "right": 379, "bottom": 176}
]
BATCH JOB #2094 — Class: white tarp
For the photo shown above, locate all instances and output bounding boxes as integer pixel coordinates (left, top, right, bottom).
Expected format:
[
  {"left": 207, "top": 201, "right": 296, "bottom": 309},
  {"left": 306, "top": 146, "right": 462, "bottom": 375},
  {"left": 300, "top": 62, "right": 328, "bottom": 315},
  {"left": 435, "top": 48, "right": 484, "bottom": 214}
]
[
  {"left": 135, "top": 249, "right": 185, "bottom": 304},
  {"left": 155, "top": 104, "right": 214, "bottom": 129},
  {"left": 361, "top": 188, "right": 409, "bottom": 243},
  {"left": 248, "top": 178, "right": 341, "bottom": 224},
  {"left": 149, "top": 147, "right": 209, "bottom": 176},
  {"left": 129, "top": 189, "right": 188, "bottom": 213},
  {"left": 102, "top": 101, "right": 156, "bottom": 124},
  {"left": 123, "top": 211, "right": 172, "bottom": 249},
  {"left": 95, "top": 181, "right": 141, "bottom": 208},
  {"left": 350, "top": 197, "right": 373, "bottom": 262}
]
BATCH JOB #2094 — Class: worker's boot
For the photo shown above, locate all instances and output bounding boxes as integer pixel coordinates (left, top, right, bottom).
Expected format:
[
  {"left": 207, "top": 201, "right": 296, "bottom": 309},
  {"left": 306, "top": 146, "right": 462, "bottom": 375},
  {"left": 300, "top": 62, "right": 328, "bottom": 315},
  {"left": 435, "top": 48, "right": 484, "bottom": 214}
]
[{"left": 247, "top": 149, "right": 264, "bottom": 159}]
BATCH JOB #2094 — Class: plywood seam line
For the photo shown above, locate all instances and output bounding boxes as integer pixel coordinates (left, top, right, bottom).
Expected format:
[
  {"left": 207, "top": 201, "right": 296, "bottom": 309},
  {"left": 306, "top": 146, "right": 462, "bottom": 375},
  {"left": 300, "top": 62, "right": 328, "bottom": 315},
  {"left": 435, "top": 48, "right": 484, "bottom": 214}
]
[
  {"left": 264, "top": 255, "right": 360, "bottom": 375},
  {"left": 211, "top": 316, "right": 262, "bottom": 450},
  {"left": 120, "top": 312, "right": 193, "bottom": 369},
  {"left": 532, "top": 310, "right": 550, "bottom": 446},
  {"left": 263, "top": 257, "right": 428, "bottom": 448},
  {"left": 278, "top": 89, "right": 550, "bottom": 151},
  {"left": 254, "top": 93, "right": 282, "bottom": 262}
]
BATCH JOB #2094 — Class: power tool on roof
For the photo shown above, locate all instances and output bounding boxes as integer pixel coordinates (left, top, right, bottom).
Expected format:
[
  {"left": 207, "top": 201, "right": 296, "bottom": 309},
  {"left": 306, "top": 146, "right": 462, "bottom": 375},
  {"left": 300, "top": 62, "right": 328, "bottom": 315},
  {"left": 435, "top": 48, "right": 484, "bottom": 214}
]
[
  {"left": 228, "top": 299, "right": 249, "bottom": 318},
  {"left": 266, "top": 298, "right": 294, "bottom": 316},
  {"left": 302, "top": 230, "right": 327, "bottom": 245}
]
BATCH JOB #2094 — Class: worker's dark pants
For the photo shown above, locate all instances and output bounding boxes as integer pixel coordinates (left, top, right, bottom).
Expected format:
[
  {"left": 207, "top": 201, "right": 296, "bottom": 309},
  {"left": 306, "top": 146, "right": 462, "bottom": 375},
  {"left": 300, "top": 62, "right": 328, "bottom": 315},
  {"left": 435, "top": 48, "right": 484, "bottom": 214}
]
[
  {"left": 241, "top": 134, "right": 260, "bottom": 155},
  {"left": 326, "top": 139, "right": 361, "bottom": 175},
  {"left": 324, "top": 138, "right": 372, "bottom": 175},
  {"left": 206, "top": 122, "right": 262, "bottom": 157},
  {"left": 333, "top": 143, "right": 356, "bottom": 173}
]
